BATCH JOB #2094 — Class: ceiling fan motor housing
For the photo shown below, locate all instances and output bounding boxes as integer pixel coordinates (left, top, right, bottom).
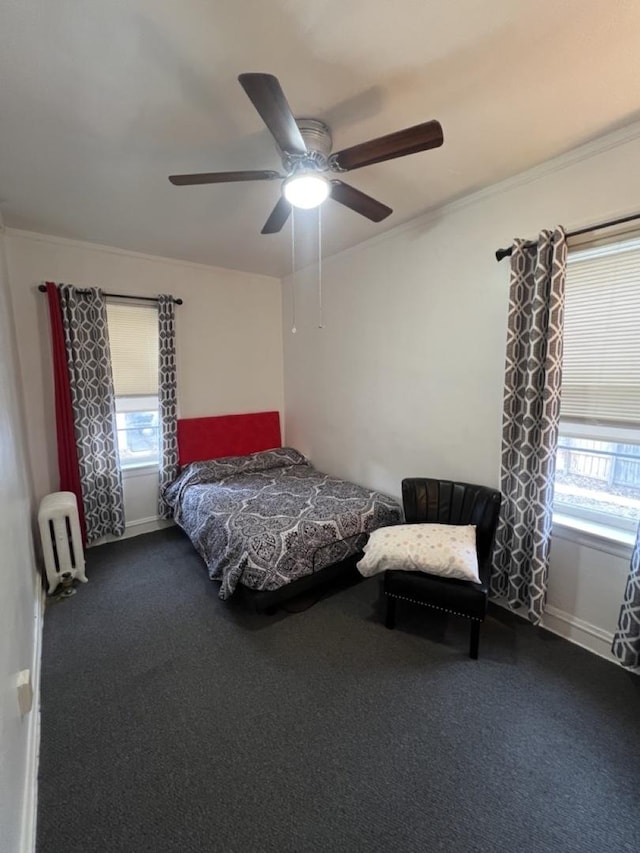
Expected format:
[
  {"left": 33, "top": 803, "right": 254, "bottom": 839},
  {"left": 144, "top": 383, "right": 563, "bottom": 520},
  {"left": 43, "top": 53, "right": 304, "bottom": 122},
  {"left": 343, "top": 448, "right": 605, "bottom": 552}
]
[{"left": 288, "top": 118, "right": 332, "bottom": 171}]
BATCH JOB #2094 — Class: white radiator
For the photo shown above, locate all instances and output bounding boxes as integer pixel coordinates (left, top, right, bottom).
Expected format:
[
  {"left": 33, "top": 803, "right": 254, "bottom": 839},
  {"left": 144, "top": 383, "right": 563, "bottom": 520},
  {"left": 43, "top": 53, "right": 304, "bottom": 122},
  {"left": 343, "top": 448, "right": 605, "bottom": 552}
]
[{"left": 38, "top": 491, "right": 87, "bottom": 594}]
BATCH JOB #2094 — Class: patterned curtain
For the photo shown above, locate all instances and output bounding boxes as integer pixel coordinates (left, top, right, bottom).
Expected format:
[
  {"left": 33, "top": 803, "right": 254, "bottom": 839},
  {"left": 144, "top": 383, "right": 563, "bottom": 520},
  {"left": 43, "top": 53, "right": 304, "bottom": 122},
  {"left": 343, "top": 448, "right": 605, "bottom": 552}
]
[
  {"left": 157, "top": 295, "right": 178, "bottom": 518},
  {"left": 59, "top": 285, "right": 125, "bottom": 542},
  {"left": 491, "top": 228, "right": 567, "bottom": 624},
  {"left": 612, "top": 526, "right": 640, "bottom": 668}
]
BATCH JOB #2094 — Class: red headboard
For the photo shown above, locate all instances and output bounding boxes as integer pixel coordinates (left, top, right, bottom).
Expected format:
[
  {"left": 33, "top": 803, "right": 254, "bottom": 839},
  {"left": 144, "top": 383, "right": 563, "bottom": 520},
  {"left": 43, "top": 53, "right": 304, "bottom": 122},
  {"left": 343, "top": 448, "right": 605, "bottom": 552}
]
[{"left": 177, "top": 411, "right": 282, "bottom": 466}]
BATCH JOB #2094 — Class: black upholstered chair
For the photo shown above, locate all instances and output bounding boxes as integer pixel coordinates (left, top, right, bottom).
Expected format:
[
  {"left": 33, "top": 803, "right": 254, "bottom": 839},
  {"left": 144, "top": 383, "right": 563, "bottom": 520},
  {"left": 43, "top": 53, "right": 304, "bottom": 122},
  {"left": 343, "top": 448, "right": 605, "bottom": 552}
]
[{"left": 383, "top": 478, "right": 502, "bottom": 659}]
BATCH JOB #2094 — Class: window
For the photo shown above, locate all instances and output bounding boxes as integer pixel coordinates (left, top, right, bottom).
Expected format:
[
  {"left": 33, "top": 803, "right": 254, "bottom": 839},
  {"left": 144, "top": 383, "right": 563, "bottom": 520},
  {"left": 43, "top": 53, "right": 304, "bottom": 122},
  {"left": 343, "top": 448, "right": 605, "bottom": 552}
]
[
  {"left": 553, "top": 237, "right": 640, "bottom": 535},
  {"left": 106, "top": 301, "right": 159, "bottom": 469}
]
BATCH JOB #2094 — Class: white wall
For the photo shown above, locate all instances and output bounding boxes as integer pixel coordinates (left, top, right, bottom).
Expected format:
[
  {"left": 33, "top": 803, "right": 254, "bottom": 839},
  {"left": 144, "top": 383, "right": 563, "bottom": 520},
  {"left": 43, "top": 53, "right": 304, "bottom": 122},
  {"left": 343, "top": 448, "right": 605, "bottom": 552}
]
[
  {"left": 5, "top": 230, "right": 284, "bottom": 532},
  {"left": 0, "top": 228, "right": 41, "bottom": 853},
  {"left": 283, "top": 123, "right": 640, "bottom": 663}
]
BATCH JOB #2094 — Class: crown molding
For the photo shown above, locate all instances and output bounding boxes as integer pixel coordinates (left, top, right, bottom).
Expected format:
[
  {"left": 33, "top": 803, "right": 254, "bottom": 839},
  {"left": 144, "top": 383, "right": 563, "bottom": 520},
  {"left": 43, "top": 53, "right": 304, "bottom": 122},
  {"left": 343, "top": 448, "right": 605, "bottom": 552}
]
[
  {"left": 3, "top": 227, "right": 280, "bottom": 285},
  {"left": 7, "top": 117, "right": 640, "bottom": 284},
  {"left": 306, "top": 118, "right": 640, "bottom": 277}
]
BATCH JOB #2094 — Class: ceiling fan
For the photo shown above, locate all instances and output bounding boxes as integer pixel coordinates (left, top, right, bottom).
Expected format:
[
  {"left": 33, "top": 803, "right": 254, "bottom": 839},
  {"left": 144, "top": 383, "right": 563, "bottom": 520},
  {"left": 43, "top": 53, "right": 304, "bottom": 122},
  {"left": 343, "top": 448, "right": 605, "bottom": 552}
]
[{"left": 169, "top": 73, "right": 444, "bottom": 235}]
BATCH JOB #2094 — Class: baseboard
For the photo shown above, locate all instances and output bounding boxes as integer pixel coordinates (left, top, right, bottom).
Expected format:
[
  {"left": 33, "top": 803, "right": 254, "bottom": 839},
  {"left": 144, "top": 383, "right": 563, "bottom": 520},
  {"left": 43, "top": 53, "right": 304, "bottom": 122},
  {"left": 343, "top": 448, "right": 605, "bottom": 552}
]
[
  {"left": 122, "top": 516, "right": 174, "bottom": 539},
  {"left": 492, "top": 597, "right": 617, "bottom": 664},
  {"left": 89, "top": 516, "right": 174, "bottom": 547},
  {"left": 541, "top": 604, "right": 616, "bottom": 664},
  {"left": 20, "top": 585, "right": 44, "bottom": 853}
]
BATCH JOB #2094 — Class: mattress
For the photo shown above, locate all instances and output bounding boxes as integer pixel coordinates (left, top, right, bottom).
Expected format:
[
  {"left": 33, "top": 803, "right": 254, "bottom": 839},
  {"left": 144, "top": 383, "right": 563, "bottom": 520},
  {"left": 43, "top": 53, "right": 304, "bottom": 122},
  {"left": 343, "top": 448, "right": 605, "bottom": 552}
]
[{"left": 164, "top": 447, "right": 402, "bottom": 598}]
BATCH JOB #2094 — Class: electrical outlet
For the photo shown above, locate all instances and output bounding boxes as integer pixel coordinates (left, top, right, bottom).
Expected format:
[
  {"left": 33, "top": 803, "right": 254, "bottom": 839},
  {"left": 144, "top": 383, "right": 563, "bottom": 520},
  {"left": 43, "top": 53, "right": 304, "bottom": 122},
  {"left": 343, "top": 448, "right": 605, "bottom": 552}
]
[{"left": 17, "top": 669, "right": 32, "bottom": 715}]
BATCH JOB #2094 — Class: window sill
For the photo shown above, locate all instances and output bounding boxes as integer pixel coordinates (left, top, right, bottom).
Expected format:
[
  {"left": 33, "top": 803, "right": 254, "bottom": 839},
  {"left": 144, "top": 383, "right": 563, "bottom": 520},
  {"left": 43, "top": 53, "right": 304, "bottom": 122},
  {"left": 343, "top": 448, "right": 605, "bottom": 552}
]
[
  {"left": 552, "top": 513, "right": 635, "bottom": 559},
  {"left": 121, "top": 463, "right": 159, "bottom": 479}
]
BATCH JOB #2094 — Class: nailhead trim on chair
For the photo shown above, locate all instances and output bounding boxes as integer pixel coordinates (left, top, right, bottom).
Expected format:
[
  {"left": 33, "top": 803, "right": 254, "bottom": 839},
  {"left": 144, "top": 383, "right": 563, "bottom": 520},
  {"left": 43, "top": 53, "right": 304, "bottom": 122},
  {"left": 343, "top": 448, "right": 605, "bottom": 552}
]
[{"left": 384, "top": 591, "right": 483, "bottom": 622}]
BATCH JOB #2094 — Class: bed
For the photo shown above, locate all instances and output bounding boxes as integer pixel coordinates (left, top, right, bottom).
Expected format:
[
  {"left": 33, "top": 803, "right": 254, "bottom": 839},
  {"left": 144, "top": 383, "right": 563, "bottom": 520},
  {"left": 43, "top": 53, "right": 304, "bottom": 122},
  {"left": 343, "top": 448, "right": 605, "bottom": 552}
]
[{"left": 165, "top": 412, "right": 402, "bottom": 609}]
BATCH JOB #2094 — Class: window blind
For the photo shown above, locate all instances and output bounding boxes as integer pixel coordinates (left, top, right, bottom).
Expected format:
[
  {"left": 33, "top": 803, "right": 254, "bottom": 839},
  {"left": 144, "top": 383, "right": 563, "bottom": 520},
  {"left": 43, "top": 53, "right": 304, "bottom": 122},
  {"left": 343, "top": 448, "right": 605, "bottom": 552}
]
[
  {"left": 106, "top": 302, "right": 159, "bottom": 397},
  {"left": 560, "top": 237, "right": 640, "bottom": 427}
]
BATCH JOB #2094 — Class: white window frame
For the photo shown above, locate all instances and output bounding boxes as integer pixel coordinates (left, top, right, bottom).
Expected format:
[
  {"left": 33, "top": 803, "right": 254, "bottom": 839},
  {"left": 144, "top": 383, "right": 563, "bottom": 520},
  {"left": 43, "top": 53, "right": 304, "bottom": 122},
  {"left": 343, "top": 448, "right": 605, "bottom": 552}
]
[
  {"left": 551, "top": 235, "right": 640, "bottom": 554},
  {"left": 106, "top": 298, "right": 161, "bottom": 474},
  {"left": 115, "top": 395, "right": 160, "bottom": 471},
  {"left": 553, "top": 421, "right": 640, "bottom": 552}
]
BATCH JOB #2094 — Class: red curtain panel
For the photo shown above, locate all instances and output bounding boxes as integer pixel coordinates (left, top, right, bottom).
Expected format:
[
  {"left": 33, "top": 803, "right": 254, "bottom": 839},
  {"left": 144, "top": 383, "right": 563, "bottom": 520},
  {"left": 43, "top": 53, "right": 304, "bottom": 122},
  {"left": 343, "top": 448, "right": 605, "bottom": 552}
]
[{"left": 45, "top": 282, "right": 87, "bottom": 543}]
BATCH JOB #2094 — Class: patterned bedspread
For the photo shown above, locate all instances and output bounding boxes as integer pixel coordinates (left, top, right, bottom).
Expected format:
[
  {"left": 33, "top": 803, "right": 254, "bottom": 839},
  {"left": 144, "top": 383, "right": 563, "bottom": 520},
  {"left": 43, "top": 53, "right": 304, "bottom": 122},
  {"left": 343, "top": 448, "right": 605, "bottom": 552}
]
[{"left": 164, "top": 447, "right": 402, "bottom": 599}]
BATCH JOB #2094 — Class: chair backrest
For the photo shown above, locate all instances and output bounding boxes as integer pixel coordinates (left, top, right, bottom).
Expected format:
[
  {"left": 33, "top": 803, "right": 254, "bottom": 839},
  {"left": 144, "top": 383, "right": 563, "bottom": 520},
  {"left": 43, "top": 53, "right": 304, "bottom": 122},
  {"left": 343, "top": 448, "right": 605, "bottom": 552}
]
[{"left": 401, "top": 478, "right": 502, "bottom": 565}]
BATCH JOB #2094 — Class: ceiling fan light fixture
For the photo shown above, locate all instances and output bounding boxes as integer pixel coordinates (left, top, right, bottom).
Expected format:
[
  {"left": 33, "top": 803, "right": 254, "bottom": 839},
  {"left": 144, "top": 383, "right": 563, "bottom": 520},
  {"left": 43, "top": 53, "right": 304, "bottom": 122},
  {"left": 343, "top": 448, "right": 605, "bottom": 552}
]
[{"left": 283, "top": 174, "right": 330, "bottom": 209}]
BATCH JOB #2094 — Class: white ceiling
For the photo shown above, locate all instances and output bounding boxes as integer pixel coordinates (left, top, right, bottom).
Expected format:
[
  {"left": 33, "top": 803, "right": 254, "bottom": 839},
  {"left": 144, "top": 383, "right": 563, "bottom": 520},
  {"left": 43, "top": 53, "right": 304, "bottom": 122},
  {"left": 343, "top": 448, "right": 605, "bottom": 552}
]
[{"left": 1, "top": 0, "right": 640, "bottom": 277}]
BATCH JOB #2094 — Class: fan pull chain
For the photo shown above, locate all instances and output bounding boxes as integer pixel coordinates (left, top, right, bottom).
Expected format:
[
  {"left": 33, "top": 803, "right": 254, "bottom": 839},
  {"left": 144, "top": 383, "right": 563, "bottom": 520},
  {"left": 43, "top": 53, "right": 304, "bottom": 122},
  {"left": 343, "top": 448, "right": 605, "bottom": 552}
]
[
  {"left": 317, "top": 205, "right": 324, "bottom": 329},
  {"left": 290, "top": 207, "right": 297, "bottom": 334}
]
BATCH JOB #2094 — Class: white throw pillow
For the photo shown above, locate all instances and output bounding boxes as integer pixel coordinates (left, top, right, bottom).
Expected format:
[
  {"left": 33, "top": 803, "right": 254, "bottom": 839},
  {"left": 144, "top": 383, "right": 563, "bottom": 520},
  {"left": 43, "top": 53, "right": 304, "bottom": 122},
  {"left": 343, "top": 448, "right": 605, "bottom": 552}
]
[{"left": 357, "top": 523, "right": 480, "bottom": 583}]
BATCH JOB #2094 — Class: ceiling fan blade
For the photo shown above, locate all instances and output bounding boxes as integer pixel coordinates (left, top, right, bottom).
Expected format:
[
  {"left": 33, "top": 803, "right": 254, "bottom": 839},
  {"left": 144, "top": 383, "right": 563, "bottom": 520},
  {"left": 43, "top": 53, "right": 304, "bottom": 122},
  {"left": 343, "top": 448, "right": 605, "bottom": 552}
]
[
  {"left": 238, "top": 73, "right": 307, "bottom": 156},
  {"left": 331, "top": 120, "right": 443, "bottom": 171},
  {"left": 261, "top": 196, "right": 292, "bottom": 234},
  {"left": 169, "top": 170, "right": 282, "bottom": 186},
  {"left": 330, "top": 181, "right": 392, "bottom": 222}
]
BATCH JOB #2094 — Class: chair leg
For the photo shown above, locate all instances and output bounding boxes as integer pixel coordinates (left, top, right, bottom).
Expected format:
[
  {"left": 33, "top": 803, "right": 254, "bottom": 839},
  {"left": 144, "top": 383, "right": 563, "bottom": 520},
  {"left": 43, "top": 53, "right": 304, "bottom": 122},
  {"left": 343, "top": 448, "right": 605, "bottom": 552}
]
[
  {"left": 385, "top": 596, "right": 396, "bottom": 629},
  {"left": 469, "top": 621, "right": 480, "bottom": 659}
]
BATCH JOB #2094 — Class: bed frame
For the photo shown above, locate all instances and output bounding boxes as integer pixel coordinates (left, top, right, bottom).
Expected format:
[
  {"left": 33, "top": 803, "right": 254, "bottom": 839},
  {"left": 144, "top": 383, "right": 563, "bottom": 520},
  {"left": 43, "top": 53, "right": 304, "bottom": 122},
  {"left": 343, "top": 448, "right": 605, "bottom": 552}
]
[
  {"left": 175, "top": 411, "right": 365, "bottom": 611},
  {"left": 238, "top": 553, "right": 363, "bottom": 613}
]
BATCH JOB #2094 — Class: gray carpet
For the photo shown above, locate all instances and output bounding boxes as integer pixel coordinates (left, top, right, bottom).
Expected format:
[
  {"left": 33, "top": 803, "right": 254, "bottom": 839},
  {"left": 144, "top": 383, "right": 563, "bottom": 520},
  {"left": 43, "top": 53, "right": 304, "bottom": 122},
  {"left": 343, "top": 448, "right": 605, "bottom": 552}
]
[{"left": 38, "top": 528, "right": 640, "bottom": 853}]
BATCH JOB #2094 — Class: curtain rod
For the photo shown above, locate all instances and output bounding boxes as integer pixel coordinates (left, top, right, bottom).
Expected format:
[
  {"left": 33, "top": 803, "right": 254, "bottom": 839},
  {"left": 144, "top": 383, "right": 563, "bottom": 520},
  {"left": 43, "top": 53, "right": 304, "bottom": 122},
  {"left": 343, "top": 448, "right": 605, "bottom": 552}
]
[
  {"left": 38, "top": 284, "right": 183, "bottom": 304},
  {"left": 495, "top": 211, "right": 640, "bottom": 262}
]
